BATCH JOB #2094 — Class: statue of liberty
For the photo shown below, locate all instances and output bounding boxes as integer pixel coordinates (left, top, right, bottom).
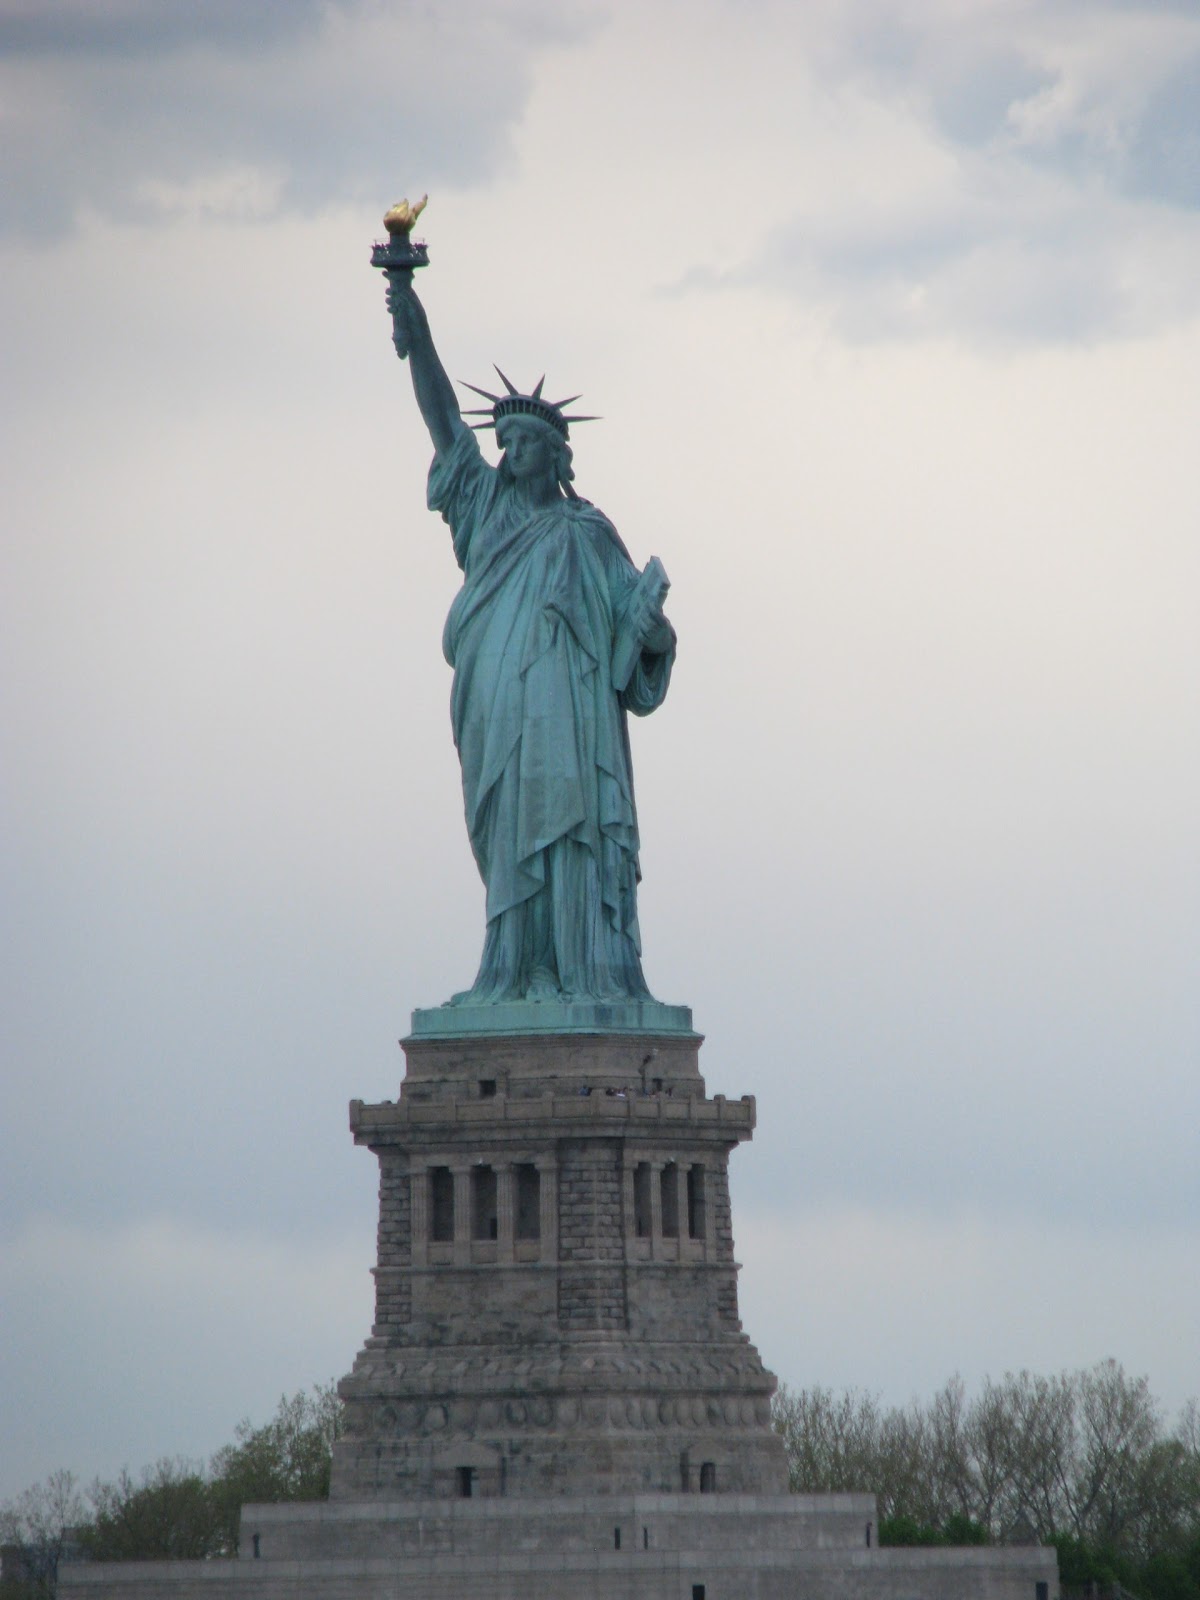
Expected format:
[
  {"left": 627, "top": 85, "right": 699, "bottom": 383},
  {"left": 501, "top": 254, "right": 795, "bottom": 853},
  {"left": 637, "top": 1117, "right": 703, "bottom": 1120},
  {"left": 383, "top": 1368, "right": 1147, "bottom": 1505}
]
[{"left": 380, "top": 216, "right": 676, "bottom": 1008}]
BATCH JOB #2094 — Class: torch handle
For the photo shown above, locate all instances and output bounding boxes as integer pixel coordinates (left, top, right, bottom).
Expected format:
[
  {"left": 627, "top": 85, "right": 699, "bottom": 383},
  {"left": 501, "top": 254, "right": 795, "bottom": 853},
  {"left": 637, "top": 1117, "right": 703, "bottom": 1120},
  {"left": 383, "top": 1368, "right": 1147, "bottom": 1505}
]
[{"left": 384, "top": 267, "right": 415, "bottom": 362}]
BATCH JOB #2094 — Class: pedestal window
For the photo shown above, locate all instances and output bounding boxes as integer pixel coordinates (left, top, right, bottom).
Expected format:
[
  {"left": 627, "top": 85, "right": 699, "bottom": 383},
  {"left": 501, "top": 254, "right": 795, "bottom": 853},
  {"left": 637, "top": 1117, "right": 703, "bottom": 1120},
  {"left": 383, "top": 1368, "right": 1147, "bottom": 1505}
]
[
  {"left": 429, "top": 1166, "right": 454, "bottom": 1242},
  {"left": 660, "top": 1161, "right": 679, "bottom": 1239},
  {"left": 515, "top": 1162, "right": 541, "bottom": 1240},
  {"left": 471, "top": 1164, "right": 498, "bottom": 1240},
  {"left": 633, "top": 1162, "right": 652, "bottom": 1238},
  {"left": 687, "top": 1164, "right": 706, "bottom": 1240}
]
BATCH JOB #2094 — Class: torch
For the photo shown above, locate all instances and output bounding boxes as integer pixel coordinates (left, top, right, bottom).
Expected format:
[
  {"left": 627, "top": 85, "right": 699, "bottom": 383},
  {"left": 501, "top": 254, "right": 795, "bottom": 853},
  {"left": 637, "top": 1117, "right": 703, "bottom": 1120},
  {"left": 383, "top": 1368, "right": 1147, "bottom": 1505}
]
[{"left": 370, "top": 196, "right": 429, "bottom": 361}]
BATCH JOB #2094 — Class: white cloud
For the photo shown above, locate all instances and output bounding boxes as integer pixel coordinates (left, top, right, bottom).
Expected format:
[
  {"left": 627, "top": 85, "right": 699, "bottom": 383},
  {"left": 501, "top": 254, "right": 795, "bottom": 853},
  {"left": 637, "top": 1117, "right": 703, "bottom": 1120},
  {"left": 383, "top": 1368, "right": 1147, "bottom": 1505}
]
[{"left": 134, "top": 166, "right": 286, "bottom": 223}]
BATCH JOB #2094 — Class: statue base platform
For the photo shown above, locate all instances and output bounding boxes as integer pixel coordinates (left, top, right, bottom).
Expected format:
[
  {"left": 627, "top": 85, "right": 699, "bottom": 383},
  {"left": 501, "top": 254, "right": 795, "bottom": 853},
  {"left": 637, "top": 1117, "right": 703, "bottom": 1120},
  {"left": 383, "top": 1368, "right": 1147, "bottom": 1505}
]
[
  {"left": 409, "top": 997, "right": 695, "bottom": 1039},
  {"left": 60, "top": 1493, "right": 1059, "bottom": 1598}
]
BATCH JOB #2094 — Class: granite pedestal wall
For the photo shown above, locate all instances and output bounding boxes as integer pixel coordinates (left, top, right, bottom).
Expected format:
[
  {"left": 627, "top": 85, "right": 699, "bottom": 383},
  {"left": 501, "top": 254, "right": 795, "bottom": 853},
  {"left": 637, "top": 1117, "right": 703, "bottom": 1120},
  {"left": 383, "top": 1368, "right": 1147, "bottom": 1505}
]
[
  {"left": 60, "top": 1013, "right": 1060, "bottom": 1599},
  {"left": 332, "top": 1020, "right": 787, "bottom": 1502}
]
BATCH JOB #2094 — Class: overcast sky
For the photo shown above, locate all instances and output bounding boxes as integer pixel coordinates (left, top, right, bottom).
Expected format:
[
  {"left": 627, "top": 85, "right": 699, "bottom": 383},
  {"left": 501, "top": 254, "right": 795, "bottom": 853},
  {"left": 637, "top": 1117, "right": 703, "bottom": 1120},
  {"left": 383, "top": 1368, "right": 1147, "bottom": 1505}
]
[{"left": 2, "top": 0, "right": 1198, "bottom": 1502}]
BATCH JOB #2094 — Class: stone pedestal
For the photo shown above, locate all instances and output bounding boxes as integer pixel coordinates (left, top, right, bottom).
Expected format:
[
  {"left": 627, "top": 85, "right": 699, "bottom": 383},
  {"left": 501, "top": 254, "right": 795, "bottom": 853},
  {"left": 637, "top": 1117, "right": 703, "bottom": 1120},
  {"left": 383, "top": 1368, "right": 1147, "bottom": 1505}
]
[
  {"left": 332, "top": 1025, "right": 789, "bottom": 1501},
  {"left": 59, "top": 1018, "right": 1061, "bottom": 1599}
]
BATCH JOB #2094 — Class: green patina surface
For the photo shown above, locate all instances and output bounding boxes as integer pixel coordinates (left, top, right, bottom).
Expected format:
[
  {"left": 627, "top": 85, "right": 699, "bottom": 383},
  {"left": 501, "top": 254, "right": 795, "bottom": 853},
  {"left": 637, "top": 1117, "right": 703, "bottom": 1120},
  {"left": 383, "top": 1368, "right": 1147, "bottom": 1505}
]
[
  {"left": 379, "top": 211, "right": 680, "bottom": 1025},
  {"left": 408, "top": 998, "right": 696, "bottom": 1040}
]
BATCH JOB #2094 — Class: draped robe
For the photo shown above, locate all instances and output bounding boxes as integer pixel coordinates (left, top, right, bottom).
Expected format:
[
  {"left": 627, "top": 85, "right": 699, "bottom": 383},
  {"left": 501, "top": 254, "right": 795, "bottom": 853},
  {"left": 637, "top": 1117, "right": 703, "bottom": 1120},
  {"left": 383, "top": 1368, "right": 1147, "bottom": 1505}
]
[{"left": 428, "top": 429, "right": 674, "bottom": 1003}]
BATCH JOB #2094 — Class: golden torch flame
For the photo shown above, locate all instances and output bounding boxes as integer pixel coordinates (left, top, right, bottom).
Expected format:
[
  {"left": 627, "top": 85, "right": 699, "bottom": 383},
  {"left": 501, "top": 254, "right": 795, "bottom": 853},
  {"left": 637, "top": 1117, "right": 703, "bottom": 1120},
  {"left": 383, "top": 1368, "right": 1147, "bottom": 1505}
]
[{"left": 383, "top": 195, "right": 428, "bottom": 237}]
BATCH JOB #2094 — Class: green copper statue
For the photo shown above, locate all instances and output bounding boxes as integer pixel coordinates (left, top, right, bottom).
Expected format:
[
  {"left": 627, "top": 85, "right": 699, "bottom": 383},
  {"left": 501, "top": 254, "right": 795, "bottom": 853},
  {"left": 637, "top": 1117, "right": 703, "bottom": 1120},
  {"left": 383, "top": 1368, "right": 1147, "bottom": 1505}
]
[{"left": 376, "top": 201, "right": 676, "bottom": 1007}]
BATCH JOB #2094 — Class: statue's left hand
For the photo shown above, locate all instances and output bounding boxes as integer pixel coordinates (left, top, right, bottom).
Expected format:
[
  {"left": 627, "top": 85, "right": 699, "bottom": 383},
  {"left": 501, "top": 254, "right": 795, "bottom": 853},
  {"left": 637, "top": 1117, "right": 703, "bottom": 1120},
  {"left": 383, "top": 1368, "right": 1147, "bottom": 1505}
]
[{"left": 638, "top": 603, "right": 673, "bottom": 655}]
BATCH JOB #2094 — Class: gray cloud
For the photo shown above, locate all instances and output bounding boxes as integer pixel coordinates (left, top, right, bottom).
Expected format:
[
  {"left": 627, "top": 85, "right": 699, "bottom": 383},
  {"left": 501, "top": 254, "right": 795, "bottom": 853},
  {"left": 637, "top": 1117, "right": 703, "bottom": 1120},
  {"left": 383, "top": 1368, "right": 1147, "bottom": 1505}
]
[
  {"left": 843, "top": 17, "right": 1056, "bottom": 151},
  {"left": 749, "top": 185, "right": 1138, "bottom": 344},
  {"left": 928, "top": 53, "right": 1055, "bottom": 148},
  {"left": 670, "top": 1, "right": 1200, "bottom": 342},
  {"left": 998, "top": 53, "right": 1200, "bottom": 212},
  {"left": 1120, "top": 57, "right": 1200, "bottom": 205},
  {"left": 832, "top": 0, "right": 1200, "bottom": 197},
  {"left": 0, "top": 0, "right": 325, "bottom": 55},
  {"left": 0, "top": 0, "right": 590, "bottom": 236}
]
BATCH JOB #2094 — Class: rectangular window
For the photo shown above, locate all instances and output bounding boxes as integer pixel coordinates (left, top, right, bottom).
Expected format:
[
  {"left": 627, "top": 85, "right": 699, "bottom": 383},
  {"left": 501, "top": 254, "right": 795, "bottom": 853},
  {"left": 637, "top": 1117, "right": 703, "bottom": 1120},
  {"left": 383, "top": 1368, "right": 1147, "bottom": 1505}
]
[
  {"left": 633, "top": 1163, "right": 652, "bottom": 1237},
  {"left": 456, "top": 1466, "right": 474, "bottom": 1498},
  {"left": 660, "top": 1162, "right": 679, "bottom": 1239},
  {"left": 687, "top": 1164, "right": 706, "bottom": 1239},
  {"left": 471, "top": 1165, "right": 498, "bottom": 1240},
  {"left": 429, "top": 1166, "right": 454, "bottom": 1242},
  {"left": 515, "top": 1163, "right": 541, "bottom": 1240}
]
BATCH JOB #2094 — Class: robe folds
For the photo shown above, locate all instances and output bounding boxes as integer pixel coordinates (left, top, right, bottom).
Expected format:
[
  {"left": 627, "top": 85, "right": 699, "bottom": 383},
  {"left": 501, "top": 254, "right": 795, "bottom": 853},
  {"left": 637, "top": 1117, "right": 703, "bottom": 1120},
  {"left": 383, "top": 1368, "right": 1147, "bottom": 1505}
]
[{"left": 428, "top": 428, "right": 674, "bottom": 1003}]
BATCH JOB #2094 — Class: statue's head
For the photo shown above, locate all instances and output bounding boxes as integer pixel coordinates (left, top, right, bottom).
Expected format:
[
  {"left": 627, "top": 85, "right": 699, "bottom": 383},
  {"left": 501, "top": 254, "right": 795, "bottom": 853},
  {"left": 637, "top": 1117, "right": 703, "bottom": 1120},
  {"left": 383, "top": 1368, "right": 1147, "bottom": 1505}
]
[
  {"left": 461, "top": 368, "right": 596, "bottom": 496},
  {"left": 496, "top": 413, "right": 574, "bottom": 493}
]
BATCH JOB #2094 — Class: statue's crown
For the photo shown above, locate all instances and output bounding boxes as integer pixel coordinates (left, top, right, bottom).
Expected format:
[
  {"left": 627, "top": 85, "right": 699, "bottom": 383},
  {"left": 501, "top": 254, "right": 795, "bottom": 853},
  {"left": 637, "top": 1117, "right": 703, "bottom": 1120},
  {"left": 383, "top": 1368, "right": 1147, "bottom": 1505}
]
[{"left": 461, "top": 368, "right": 597, "bottom": 440}]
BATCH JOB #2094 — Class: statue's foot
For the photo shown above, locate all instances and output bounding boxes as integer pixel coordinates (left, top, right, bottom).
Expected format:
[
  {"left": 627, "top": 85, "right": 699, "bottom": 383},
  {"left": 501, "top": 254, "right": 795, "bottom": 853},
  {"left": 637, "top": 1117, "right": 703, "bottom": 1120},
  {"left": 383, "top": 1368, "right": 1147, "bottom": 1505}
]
[{"left": 525, "top": 968, "right": 561, "bottom": 1003}]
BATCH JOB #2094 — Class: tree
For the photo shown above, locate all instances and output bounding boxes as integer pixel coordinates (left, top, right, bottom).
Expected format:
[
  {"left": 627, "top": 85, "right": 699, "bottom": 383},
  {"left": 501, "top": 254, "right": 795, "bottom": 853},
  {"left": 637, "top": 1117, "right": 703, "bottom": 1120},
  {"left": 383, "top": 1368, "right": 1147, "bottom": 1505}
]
[
  {"left": 81, "top": 1461, "right": 226, "bottom": 1562},
  {"left": 207, "top": 1384, "right": 343, "bottom": 1551},
  {"left": 988, "top": 1368, "right": 1078, "bottom": 1540},
  {"left": 0, "top": 1470, "right": 86, "bottom": 1598},
  {"left": 772, "top": 1361, "right": 1200, "bottom": 1600},
  {"left": 772, "top": 1385, "right": 884, "bottom": 1497},
  {"left": 1, "top": 1383, "right": 345, "bottom": 1576},
  {"left": 1069, "top": 1359, "right": 1162, "bottom": 1549}
]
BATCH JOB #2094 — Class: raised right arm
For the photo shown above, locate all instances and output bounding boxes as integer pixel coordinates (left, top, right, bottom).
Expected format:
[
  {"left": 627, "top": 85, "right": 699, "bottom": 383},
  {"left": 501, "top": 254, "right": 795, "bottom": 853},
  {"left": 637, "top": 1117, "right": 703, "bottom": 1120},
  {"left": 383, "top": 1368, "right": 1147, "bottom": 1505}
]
[{"left": 385, "top": 276, "right": 467, "bottom": 458}]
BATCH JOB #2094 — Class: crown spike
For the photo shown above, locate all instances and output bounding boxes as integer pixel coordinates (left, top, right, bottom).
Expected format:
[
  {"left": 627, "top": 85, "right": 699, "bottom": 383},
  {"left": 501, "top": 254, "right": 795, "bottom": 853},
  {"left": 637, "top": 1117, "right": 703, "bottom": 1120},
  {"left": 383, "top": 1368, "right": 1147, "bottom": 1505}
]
[{"left": 461, "top": 369, "right": 599, "bottom": 441}]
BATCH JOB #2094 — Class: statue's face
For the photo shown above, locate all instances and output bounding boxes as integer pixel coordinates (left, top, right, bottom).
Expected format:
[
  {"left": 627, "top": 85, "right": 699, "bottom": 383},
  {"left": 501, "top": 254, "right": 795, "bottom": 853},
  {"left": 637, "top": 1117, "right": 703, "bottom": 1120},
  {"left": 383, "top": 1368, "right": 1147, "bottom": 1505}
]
[{"left": 498, "top": 417, "right": 557, "bottom": 484}]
